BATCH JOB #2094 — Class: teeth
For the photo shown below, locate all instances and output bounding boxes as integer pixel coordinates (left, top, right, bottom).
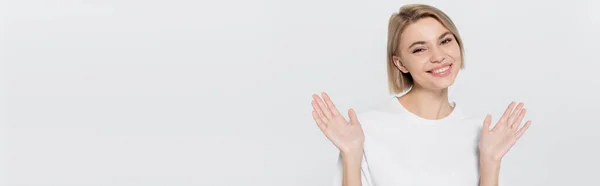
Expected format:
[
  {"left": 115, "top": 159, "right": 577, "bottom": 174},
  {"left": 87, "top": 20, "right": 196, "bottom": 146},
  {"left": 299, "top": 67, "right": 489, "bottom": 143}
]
[{"left": 432, "top": 66, "right": 450, "bottom": 73}]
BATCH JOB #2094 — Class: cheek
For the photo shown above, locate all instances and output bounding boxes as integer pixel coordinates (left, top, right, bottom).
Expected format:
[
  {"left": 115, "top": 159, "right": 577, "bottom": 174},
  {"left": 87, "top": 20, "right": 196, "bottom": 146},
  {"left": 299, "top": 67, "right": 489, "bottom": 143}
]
[
  {"left": 444, "top": 45, "right": 461, "bottom": 62},
  {"left": 403, "top": 57, "right": 429, "bottom": 72}
]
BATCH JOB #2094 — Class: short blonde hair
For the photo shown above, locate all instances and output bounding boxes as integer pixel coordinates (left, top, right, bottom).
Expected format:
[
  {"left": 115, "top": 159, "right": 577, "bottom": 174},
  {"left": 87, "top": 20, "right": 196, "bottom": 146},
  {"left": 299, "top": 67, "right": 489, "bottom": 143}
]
[{"left": 386, "top": 4, "right": 465, "bottom": 95}]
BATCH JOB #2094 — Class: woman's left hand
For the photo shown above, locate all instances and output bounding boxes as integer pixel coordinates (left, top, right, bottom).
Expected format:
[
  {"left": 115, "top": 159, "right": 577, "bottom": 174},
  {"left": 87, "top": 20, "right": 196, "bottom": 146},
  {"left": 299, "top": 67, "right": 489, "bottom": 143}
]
[{"left": 478, "top": 102, "right": 532, "bottom": 163}]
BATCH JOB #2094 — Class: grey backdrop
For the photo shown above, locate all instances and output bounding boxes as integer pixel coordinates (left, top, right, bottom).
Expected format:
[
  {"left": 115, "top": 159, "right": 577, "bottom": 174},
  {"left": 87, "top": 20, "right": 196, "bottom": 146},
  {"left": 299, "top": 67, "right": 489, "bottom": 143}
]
[{"left": 2, "top": 0, "right": 599, "bottom": 185}]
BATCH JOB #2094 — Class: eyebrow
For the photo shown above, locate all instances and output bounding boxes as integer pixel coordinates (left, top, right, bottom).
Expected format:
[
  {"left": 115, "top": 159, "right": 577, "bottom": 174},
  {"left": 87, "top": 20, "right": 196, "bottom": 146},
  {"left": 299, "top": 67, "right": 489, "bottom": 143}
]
[{"left": 407, "top": 31, "right": 453, "bottom": 49}]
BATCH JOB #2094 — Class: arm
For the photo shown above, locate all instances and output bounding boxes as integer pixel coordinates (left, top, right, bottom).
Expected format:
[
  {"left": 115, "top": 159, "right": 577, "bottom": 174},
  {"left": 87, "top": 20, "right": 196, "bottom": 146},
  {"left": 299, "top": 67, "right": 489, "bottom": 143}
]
[
  {"left": 341, "top": 152, "right": 364, "bottom": 186},
  {"left": 479, "top": 159, "right": 501, "bottom": 186},
  {"left": 310, "top": 92, "right": 368, "bottom": 186},
  {"left": 478, "top": 102, "right": 532, "bottom": 186}
]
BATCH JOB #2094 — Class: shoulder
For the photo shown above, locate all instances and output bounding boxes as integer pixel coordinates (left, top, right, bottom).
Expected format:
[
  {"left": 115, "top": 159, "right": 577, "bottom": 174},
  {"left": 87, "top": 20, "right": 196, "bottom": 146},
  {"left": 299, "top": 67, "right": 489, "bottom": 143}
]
[
  {"left": 350, "top": 96, "right": 412, "bottom": 134},
  {"left": 453, "top": 104, "right": 487, "bottom": 130},
  {"left": 354, "top": 96, "right": 405, "bottom": 122}
]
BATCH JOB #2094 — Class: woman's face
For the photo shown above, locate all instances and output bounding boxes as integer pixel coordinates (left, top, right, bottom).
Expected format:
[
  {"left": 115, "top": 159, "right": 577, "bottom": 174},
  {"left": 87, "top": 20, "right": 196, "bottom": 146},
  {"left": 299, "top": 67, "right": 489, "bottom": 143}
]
[{"left": 394, "top": 17, "right": 462, "bottom": 91}]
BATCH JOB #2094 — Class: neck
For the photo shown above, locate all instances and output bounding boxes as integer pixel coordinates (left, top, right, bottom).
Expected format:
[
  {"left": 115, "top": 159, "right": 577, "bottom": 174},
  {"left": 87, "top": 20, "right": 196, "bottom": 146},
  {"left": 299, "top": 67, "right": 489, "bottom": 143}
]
[{"left": 398, "top": 85, "right": 454, "bottom": 120}]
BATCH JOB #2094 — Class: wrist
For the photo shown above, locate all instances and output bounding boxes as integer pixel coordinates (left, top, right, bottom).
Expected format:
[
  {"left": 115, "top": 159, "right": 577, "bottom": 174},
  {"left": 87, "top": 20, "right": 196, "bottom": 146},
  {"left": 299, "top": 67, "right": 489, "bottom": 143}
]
[
  {"left": 480, "top": 158, "right": 501, "bottom": 171},
  {"left": 478, "top": 151, "right": 502, "bottom": 164},
  {"left": 341, "top": 145, "right": 363, "bottom": 156},
  {"left": 341, "top": 149, "right": 363, "bottom": 161}
]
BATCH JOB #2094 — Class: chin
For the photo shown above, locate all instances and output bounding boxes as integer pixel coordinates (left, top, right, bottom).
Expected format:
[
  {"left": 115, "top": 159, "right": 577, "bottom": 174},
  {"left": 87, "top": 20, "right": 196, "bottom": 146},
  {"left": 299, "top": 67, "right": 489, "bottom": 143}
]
[
  {"left": 426, "top": 73, "right": 458, "bottom": 90},
  {"left": 416, "top": 65, "right": 460, "bottom": 90},
  {"left": 424, "top": 80, "right": 452, "bottom": 89},
  {"left": 415, "top": 79, "right": 456, "bottom": 91},
  {"left": 435, "top": 80, "right": 456, "bottom": 89}
]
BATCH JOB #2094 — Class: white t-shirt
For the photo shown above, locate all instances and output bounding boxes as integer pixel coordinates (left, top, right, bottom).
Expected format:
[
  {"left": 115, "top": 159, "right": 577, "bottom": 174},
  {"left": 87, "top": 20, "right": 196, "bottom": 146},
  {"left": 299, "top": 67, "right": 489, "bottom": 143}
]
[{"left": 332, "top": 95, "right": 491, "bottom": 186}]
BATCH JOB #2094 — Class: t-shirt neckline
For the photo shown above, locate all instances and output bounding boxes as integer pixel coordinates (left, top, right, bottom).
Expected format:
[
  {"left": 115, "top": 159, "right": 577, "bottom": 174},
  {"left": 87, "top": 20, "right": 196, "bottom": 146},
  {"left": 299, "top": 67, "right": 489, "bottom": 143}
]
[{"left": 391, "top": 95, "right": 460, "bottom": 124}]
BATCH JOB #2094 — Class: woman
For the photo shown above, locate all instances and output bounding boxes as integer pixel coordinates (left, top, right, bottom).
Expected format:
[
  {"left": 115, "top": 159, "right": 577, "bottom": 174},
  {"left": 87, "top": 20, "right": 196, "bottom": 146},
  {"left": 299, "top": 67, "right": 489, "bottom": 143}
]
[{"left": 310, "top": 4, "right": 531, "bottom": 186}]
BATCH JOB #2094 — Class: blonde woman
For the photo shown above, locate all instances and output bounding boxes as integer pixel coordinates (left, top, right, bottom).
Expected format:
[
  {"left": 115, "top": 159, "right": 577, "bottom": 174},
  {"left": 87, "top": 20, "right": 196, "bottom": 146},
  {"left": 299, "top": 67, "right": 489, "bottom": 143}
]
[{"left": 311, "top": 4, "right": 531, "bottom": 186}]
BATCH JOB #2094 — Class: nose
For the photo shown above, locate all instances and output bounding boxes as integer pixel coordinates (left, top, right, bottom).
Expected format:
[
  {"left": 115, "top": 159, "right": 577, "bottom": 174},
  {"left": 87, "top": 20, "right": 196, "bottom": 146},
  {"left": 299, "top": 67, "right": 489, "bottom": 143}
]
[{"left": 429, "top": 47, "right": 445, "bottom": 63}]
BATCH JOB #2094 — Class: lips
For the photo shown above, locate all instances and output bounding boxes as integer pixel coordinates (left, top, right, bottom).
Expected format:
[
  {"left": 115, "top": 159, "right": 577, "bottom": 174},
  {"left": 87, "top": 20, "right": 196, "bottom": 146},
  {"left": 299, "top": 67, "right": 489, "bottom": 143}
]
[{"left": 426, "top": 63, "right": 452, "bottom": 73}]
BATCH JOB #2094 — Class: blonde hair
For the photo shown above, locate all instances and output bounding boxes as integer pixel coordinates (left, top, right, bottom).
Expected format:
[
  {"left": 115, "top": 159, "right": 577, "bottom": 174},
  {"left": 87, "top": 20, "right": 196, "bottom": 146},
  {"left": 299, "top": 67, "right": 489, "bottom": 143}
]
[{"left": 386, "top": 4, "right": 465, "bottom": 95}]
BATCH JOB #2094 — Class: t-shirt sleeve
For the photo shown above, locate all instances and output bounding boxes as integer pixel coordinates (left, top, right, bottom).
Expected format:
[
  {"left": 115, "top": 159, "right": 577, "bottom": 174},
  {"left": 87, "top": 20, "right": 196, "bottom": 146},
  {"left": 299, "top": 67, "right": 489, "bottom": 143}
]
[{"left": 332, "top": 152, "right": 374, "bottom": 186}]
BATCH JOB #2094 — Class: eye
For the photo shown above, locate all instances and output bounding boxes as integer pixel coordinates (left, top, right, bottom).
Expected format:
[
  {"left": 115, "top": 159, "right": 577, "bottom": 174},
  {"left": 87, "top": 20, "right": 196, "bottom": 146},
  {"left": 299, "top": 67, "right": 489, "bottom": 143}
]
[
  {"left": 412, "top": 48, "right": 425, "bottom": 54},
  {"left": 441, "top": 38, "right": 453, "bottom": 45}
]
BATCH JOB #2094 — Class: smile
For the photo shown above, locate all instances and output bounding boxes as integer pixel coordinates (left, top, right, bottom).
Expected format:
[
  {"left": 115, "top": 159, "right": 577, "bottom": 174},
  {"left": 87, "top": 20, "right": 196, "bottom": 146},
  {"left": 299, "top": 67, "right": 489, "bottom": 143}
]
[
  {"left": 432, "top": 66, "right": 450, "bottom": 73},
  {"left": 427, "top": 64, "right": 453, "bottom": 77}
]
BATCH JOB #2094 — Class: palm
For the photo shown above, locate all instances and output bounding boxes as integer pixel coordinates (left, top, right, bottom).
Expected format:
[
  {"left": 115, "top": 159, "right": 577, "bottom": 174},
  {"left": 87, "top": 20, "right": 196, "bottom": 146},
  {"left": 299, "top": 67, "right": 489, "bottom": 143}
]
[
  {"left": 311, "top": 92, "right": 364, "bottom": 154},
  {"left": 479, "top": 102, "right": 532, "bottom": 162}
]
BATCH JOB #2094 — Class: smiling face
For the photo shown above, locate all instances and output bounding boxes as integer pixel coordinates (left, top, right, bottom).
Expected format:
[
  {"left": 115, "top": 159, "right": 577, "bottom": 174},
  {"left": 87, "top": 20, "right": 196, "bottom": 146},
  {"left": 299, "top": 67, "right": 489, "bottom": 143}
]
[{"left": 392, "top": 17, "right": 462, "bottom": 91}]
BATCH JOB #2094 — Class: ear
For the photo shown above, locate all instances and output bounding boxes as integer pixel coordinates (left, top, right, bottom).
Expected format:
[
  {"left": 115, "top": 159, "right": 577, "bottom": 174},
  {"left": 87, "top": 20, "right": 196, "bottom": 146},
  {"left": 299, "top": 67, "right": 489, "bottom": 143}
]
[{"left": 392, "top": 56, "right": 409, "bottom": 73}]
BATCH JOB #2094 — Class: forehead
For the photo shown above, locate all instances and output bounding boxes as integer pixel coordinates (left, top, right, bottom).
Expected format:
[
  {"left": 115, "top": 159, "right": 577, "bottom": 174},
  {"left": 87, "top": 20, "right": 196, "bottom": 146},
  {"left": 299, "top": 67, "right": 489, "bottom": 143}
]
[{"left": 399, "top": 17, "right": 450, "bottom": 47}]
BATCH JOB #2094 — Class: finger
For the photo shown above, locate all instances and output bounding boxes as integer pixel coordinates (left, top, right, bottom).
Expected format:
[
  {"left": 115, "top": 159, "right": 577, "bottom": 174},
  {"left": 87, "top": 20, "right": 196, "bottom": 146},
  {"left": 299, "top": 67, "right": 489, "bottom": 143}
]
[
  {"left": 313, "top": 94, "right": 332, "bottom": 119},
  {"left": 312, "top": 110, "right": 327, "bottom": 132},
  {"left": 312, "top": 100, "right": 329, "bottom": 123},
  {"left": 515, "top": 120, "right": 531, "bottom": 140},
  {"left": 511, "top": 109, "right": 527, "bottom": 131},
  {"left": 500, "top": 101, "right": 516, "bottom": 124},
  {"left": 348, "top": 108, "right": 360, "bottom": 126},
  {"left": 507, "top": 102, "right": 524, "bottom": 126},
  {"left": 483, "top": 114, "right": 492, "bottom": 131},
  {"left": 321, "top": 92, "right": 341, "bottom": 116}
]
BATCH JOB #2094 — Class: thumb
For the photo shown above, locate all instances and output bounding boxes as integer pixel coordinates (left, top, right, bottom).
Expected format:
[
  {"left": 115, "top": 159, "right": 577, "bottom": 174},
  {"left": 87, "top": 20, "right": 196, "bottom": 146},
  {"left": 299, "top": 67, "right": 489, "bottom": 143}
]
[
  {"left": 482, "top": 114, "right": 492, "bottom": 131},
  {"left": 348, "top": 108, "right": 360, "bottom": 125}
]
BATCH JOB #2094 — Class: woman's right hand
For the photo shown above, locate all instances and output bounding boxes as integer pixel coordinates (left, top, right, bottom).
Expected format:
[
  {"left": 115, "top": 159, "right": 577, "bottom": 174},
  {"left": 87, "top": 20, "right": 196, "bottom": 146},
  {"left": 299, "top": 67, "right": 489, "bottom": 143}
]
[{"left": 311, "top": 92, "right": 365, "bottom": 155}]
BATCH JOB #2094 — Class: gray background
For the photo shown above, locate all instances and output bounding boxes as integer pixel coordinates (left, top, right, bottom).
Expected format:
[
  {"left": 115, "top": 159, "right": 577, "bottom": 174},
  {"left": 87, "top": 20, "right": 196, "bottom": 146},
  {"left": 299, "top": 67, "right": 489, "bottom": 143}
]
[{"left": 1, "top": 0, "right": 599, "bottom": 185}]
